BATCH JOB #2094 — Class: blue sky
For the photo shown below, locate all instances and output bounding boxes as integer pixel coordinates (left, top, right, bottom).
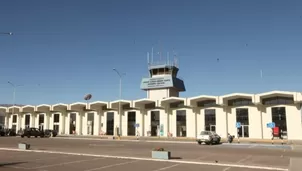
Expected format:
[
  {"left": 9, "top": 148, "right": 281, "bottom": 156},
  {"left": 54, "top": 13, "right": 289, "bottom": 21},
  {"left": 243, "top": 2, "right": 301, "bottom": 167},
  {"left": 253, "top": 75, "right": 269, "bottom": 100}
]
[{"left": 0, "top": 0, "right": 302, "bottom": 105}]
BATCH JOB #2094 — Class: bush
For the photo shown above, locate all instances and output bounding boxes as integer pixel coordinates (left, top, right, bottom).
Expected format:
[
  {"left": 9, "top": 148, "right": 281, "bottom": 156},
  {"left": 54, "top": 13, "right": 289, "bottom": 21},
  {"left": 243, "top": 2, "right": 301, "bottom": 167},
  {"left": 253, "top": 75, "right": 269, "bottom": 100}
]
[{"left": 153, "top": 147, "right": 165, "bottom": 151}]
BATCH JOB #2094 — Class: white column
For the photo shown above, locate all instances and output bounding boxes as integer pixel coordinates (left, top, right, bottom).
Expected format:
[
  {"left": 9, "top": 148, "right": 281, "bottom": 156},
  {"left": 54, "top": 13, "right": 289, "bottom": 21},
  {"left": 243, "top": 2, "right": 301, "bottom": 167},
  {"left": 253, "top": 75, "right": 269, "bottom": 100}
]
[
  {"left": 83, "top": 112, "right": 88, "bottom": 135},
  {"left": 94, "top": 110, "right": 101, "bottom": 136},
  {"left": 31, "top": 113, "right": 36, "bottom": 127},
  {"left": 61, "top": 111, "right": 66, "bottom": 135},
  {"left": 65, "top": 113, "right": 70, "bottom": 135},
  {"left": 76, "top": 112, "right": 83, "bottom": 135},
  {"left": 4, "top": 115, "right": 8, "bottom": 128},
  {"left": 35, "top": 113, "right": 39, "bottom": 128},
  {"left": 45, "top": 112, "right": 50, "bottom": 129},
  {"left": 141, "top": 108, "right": 145, "bottom": 137},
  {"left": 20, "top": 114, "right": 25, "bottom": 129}
]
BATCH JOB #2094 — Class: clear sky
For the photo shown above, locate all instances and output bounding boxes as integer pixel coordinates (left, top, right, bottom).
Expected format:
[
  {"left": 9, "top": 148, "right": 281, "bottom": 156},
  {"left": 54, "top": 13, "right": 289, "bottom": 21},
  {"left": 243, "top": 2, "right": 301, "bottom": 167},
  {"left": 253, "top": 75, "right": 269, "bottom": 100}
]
[{"left": 0, "top": 0, "right": 302, "bottom": 105}]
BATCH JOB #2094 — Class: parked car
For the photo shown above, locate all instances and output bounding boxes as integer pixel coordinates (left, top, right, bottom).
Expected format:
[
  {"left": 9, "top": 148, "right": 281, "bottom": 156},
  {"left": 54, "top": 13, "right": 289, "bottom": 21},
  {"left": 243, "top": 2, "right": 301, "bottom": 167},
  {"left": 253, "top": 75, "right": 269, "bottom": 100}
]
[
  {"left": 21, "top": 128, "right": 45, "bottom": 138},
  {"left": 196, "top": 131, "right": 221, "bottom": 145},
  {"left": 44, "top": 129, "right": 57, "bottom": 137},
  {"left": 5, "top": 129, "right": 17, "bottom": 136}
]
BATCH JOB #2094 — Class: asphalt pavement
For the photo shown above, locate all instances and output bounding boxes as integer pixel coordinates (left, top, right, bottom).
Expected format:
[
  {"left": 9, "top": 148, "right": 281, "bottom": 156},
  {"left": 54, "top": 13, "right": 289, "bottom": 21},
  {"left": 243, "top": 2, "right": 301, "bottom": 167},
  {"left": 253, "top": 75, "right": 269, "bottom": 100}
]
[{"left": 0, "top": 137, "right": 301, "bottom": 171}]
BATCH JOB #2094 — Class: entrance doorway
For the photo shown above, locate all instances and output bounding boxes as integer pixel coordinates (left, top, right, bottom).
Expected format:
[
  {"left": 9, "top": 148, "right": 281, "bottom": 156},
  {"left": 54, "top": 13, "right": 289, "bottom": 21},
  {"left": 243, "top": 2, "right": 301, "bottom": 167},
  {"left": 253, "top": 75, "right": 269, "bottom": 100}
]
[
  {"left": 127, "top": 112, "right": 136, "bottom": 136},
  {"left": 87, "top": 113, "right": 94, "bottom": 135},
  {"left": 12, "top": 115, "right": 17, "bottom": 131},
  {"left": 53, "top": 114, "right": 60, "bottom": 133},
  {"left": 271, "top": 107, "right": 287, "bottom": 137},
  {"left": 38, "top": 114, "right": 44, "bottom": 130},
  {"left": 150, "top": 111, "right": 159, "bottom": 136},
  {"left": 69, "top": 113, "right": 76, "bottom": 134},
  {"left": 106, "top": 112, "right": 114, "bottom": 135},
  {"left": 176, "top": 110, "right": 187, "bottom": 137},
  {"left": 25, "top": 115, "right": 30, "bottom": 128},
  {"left": 236, "top": 108, "right": 249, "bottom": 138},
  {"left": 205, "top": 109, "right": 216, "bottom": 132},
  {"left": 237, "top": 125, "right": 249, "bottom": 137}
]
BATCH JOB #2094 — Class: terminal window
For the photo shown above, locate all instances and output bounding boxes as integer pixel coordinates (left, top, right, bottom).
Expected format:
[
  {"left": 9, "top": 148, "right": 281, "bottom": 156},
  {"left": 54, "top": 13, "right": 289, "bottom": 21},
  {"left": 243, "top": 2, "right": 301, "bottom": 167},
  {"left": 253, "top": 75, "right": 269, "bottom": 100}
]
[
  {"left": 228, "top": 98, "right": 252, "bottom": 106},
  {"left": 262, "top": 97, "right": 293, "bottom": 105},
  {"left": 151, "top": 111, "right": 160, "bottom": 136},
  {"left": 271, "top": 107, "right": 287, "bottom": 132},
  {"left": 204, "top": 109, "right": 216, "bottom": 132},
  {"left": 25, "top": 115, "right": 30, "bottom": 128},
  {"left": 106, "top": 112, "right": 114, "bottom": 135},
  {"left": 54, "top": 114, "right": 60, "bottom": 123},
  {"left": 197, "top": 100, "right": 216, "bottom": 107},
  {"left": 176, "top": 110, "right": 186, "bottom": 137},
  {"left": 236, "top": 108, "right": 249, "bottom": 137},
  {"left": 12, "top": 115, "right": 17, "bottom": 123},
  {"left": 236, "top": 108, "right": 249, "bottom": 125},
  {"left": 127, "top": 112, "right": 136, "bottom": 136}
]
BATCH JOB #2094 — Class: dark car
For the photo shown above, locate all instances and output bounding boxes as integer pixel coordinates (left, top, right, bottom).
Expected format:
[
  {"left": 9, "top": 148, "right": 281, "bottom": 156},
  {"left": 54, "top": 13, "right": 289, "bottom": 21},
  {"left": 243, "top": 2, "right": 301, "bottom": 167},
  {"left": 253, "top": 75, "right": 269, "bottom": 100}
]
[
  {"left": 0, "top": 125, "right": 5, "bottom": 136},
  {"left": 5, "top": 129, "right": 17, "bottom": 136},
  {"left": 44, "top": 129, "right": 57, "bottom": 137},
  {"left": 21, "top": 128, "right": 45, "bottom": 138}
]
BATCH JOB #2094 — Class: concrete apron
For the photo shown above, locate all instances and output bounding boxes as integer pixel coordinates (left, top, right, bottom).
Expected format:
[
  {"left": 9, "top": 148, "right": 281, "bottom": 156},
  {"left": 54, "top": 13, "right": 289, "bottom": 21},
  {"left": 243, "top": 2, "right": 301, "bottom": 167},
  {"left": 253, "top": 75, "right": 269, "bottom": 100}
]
[{"left": 290, "top": 158, "right": 302, "bottom": 171}]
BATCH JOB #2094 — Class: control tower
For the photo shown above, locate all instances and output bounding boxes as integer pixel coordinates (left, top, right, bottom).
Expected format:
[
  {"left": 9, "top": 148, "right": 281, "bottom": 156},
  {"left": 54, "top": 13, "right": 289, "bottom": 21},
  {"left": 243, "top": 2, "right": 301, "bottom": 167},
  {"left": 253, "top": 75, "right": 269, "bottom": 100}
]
[{"left": 140, "top": 52, "right": 186, "bottom": 101}]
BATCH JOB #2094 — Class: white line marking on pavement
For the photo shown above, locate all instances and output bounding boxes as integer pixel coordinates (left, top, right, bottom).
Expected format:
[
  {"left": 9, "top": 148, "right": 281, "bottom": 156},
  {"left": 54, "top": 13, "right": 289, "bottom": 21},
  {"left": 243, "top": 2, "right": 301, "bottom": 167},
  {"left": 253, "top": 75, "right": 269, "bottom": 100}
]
[
  {"left": 152, "top": 164, "right": 180, "bottom": 171},
  {"left": 89, "top": 144, "right": 125, "bottom": 147},
  {"left": 29, "top": 157, "right": 104, "bottom": 169},
  {"left": 84, "top": 160, "right": 139, "bottom": 171},
  {"left": 249, "top": 144, "right": 257, "bottom": 148},
  {"left": 0, "top": 148, "right": 287, "bottom": 171},
  {"left": 54, "top": 137, "right": 195, "bottom": 144},
  {"left": 222, "top": 155, "right": 252, "bottom": 171}
]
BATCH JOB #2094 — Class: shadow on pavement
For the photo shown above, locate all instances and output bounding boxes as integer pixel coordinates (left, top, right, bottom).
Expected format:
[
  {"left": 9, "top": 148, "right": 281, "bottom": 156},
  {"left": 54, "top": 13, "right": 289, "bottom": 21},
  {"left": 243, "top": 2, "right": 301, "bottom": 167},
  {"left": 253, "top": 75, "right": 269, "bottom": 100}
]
[
  {"left": 0, "top": 162, "right": 27, "bottom": 167},
  {"left": 170, "top": 157, "right": 182, "bottom": 159}
]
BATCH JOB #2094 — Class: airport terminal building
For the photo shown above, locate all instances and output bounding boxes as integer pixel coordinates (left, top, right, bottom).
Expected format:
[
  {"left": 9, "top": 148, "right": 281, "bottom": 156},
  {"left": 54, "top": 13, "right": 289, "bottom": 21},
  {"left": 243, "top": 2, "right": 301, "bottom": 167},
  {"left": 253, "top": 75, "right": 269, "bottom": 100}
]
[{"left": 1, "top": 62, "right": 302, "bottom": 140}]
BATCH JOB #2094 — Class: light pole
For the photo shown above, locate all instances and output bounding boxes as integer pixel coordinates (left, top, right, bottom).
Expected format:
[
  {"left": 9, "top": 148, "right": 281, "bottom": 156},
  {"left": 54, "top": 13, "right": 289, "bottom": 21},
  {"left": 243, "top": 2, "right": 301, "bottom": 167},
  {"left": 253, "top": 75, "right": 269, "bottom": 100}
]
[
  {"left": 7, "top": 81, "right": 23, "bottom": 115},
  {"left": 113, "top": 68, "right": 125, "bottom": 137}
]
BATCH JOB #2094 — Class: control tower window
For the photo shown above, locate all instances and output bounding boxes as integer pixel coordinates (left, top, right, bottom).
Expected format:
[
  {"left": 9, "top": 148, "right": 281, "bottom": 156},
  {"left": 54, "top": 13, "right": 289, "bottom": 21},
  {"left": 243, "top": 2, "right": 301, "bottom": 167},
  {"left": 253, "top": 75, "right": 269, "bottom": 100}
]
[
  {"left": 158, "top": 68, "right": 165, "bottom": 75},
  {"left": 152, "top": 69, "right": 158, "bottom": 75}
]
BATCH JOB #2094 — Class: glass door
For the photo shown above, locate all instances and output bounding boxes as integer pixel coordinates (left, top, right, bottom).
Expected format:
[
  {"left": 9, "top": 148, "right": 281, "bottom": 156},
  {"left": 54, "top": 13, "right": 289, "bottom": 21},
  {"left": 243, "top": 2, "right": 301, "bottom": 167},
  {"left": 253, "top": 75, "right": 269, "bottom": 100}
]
[
  {"left": 210, "top": 125, "right": 216, "bottom": 132},
  {"left": 238, "top": 125, "right": 249, "bottom": 138}
]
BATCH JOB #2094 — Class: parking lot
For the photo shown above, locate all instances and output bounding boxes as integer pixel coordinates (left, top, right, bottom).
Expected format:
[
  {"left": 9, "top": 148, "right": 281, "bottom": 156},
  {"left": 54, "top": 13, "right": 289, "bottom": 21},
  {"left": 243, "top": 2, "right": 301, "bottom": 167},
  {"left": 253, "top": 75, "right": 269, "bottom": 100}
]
[{"left": 0, "top": 137, "right": 299, "bottom": 171}]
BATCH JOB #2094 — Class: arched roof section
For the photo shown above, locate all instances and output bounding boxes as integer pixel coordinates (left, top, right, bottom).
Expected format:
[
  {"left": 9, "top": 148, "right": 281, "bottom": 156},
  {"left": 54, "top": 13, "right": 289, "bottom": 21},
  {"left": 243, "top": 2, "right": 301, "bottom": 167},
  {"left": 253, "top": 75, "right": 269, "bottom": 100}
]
[
  {"left": 256, "top": 91, "right": 297, "bottom": 104},
  {"left": 68, "top": 102, "right": 87, "bottom": 111},
  {"left": 219, "top": 93, "right": 255, "bottom": 105},
  {"left": 160, "top": 97, "right": 187, "bottom": 106},
  {"left": 110, "top": 100, "right": 132, "bottom": 109},
  {"left": 133, "top": 98, "right": 157, "bottom": 108},
  {"left": 21, "top": 105, "right": 35, "bottom": 113},
  {"left": 8, "top": 106, "right": 21, "bottom": 113},
  {"left": 36, "top": 104, "right": 51, "bottom": 112},
  {"left": 188, "top": 95, "right": 218, "bottom": 107},
  {"left": 51, "top": 103, "right": 68, "bottom": 111},
  {"left": 88, "top": 101, "right": 108, "bottom": 110}
]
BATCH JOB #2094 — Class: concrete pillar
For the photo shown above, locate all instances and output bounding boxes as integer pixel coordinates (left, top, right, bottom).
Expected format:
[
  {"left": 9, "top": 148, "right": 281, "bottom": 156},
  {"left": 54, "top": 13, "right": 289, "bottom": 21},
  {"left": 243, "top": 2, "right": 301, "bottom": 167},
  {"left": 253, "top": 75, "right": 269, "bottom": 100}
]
[
  {"left": 76, "top": 112, "right": 83, "bottom": 135},
  {"left": 4, "top": 115, "right": 8, "bottom": 128},
  {"left": 94, "top": 110, "right": 102, "bottom": 136},
  {"left": 31, "top": 113, "right": 36, "bottom": 127},
  {"left": 141, "top": 108, "right": 145, "bottom": 137},
  {"left": 65, "top": 113, "right": 69, "bottom": 135},
  {"left": 45, "top": 112, "right": 50, "bottom": 129},
  {"left": 60, "top": 111, "right": 66, "bottom": 135}
]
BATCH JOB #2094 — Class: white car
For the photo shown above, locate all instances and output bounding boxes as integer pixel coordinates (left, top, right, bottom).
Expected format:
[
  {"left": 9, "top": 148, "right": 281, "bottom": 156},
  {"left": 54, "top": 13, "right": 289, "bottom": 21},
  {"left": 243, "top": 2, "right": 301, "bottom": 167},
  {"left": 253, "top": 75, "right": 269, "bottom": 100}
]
[{"left": 196, "top": 131, "right": 221, "bottom": 145}]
